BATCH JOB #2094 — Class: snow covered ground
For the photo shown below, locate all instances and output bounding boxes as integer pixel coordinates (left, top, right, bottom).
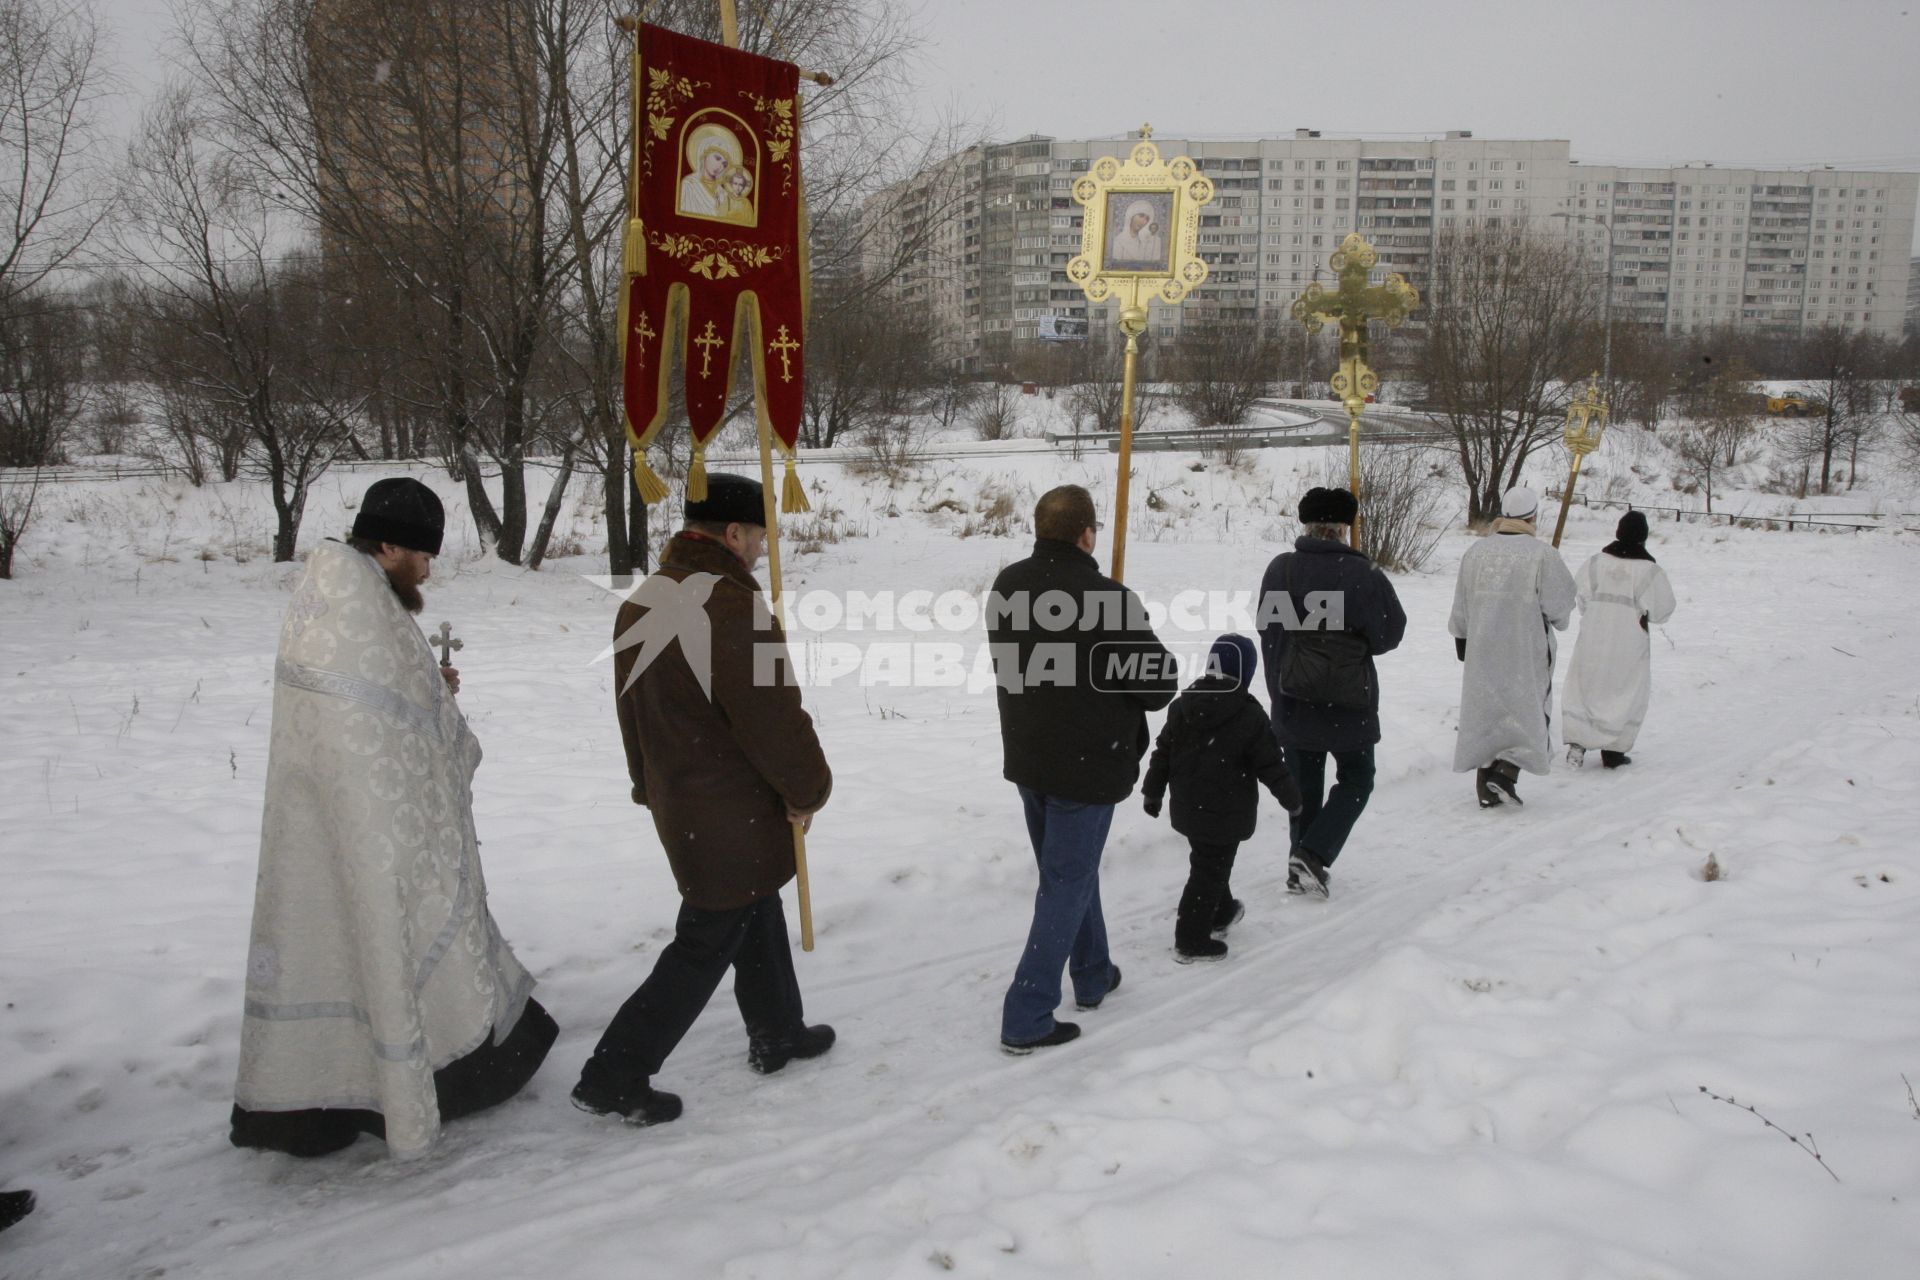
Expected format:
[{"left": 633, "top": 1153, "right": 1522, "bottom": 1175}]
[{"left": 3, "top": 427, "right": 1920, "bottom": 1279}]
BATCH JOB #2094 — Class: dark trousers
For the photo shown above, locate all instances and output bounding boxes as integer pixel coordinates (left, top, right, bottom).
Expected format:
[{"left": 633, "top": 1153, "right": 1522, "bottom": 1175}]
[
  {"left": 1174, "top": 838, "right": 1239, "bottom": 948},
  {"left": 1284, "top": 745, "right": 1376, "bottom": 866},
  {"left": 580, "top": 893, "right": 804, "bottom": 1091}
]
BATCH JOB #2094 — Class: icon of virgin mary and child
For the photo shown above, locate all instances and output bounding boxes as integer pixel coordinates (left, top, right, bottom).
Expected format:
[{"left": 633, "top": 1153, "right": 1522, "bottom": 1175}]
[
  {"left": 677, "top": 121, "right": 758, "bottom": 227},
  {"left": 1106, "top": 196, "right": 1170, "bottom": 272}
]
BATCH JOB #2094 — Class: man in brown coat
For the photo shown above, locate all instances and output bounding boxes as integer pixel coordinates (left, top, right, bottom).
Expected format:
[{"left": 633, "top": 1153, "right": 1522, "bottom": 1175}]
[{"left": 572, "top": 474, "right": 833, "bottom": 1126}]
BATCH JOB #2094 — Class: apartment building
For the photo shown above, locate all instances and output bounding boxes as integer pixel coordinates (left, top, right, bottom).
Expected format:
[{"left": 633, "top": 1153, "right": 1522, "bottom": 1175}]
[{"left": 864, "top": 130, "right": 1919, "bottom": 370}]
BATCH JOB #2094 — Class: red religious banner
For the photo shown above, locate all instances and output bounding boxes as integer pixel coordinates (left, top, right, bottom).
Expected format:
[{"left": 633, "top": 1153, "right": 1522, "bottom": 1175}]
[{"left": 622, "top": 23, "right": 808, "bottom": 511}]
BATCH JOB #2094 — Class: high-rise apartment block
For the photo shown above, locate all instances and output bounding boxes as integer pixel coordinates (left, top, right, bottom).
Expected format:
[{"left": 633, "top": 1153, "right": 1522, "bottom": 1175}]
[{"left": 865, "top": 130, "right": 1918, "bottom": 369}]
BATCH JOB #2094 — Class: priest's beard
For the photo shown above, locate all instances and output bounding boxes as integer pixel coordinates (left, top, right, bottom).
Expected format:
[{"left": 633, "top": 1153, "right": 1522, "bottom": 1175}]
[{"left": 383, "top": 566, "right": 427, "bottom": 614}]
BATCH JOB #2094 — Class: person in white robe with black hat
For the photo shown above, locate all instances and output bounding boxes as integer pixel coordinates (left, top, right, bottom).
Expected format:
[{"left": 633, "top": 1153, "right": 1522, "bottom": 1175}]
[
  {"left": 1561, "top": 510, "right": 1677, "bottom": 770},
  {"left": 1448, "top": 485, "right": 1578, "bottom": 808},
  {"left": 229, "top": 478, "right": 557, "bottom": 1159}
]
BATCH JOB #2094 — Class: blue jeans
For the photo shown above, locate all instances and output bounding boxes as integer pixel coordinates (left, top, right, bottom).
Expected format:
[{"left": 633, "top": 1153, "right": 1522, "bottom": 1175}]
[{"left": 1002, "top": 787, "right": 1116, "bottom": 1044}]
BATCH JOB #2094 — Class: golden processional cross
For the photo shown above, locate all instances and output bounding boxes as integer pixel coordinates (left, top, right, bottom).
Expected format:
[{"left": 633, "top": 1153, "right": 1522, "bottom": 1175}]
[
  {"left": 1065, "top": 124, "right": 1215, "bottom": 582},
  {"left": 1291, "top": 231, "right": 1418, "bottom": 553},
  {"left": 1550, "top": 374, "right": 1608, "bottom": 549}
]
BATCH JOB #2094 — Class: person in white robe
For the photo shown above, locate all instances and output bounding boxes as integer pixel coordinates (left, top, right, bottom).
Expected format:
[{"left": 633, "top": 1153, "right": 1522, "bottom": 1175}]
[
  {"left": 1561, "top": 510, "right": 1677, "bottom": 768},
  {"left": 230, "top": 478, "right": 555, "bottom": 1160},
  {"left": 1448, "top": 485, "right": 1578, "bottom": 807}
]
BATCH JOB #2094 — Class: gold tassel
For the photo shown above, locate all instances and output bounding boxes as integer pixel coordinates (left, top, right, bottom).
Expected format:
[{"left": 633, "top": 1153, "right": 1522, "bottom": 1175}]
[
  {"left": 781, "top": 454, "right": 810, "bottom": 514},
  {"left": 623, "top": 218, "right": 646, "bottom": 276},
  {"left": 630, "top": 451, "right": 669, "bottom": 505},
  {"left": 687, "top": 444, "right": 709, "bottom": 503}
]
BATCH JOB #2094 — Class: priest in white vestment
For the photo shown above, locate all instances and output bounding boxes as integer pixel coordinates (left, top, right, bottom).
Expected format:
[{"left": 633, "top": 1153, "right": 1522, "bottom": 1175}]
[
  {"left": 231, "top": 478, "right": 555, "bottom": 1159},
  {"left": 1448, "top": 486, "right": 1578, "bottom": 808}
]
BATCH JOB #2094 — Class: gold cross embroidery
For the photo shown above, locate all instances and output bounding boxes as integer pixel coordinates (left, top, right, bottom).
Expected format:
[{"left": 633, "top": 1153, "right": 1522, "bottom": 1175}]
[
  {"left": 769, "top": 325, "right": 800, "bottom": 382},
  {"left": 693, "top": 320, "right": 724, "bottom": 378},
  {"left": 631, "top": 310, "right": 656, "bottom": 367}
]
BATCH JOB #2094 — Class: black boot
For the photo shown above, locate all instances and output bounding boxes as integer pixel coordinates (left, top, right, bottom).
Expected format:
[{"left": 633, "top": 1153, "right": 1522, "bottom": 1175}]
[
  {"left": 1289, "top": 848, "right": 1330, "bottom": 899},
  {"left": 1075, "top": 964, "right": 1121, "bottom": 1011},
  {"left": 1475, "top": 767, "right": 1504, "bottom": 808},
  {"left": 1601, "top": 750, "right": 1632, "bottom": 769},
  {"left": 571, "top": 1077, "right": 684, "bottom": 1127},
  {"left": 1001, "top": 1021, "right": 1081, "bottom": 1055},
  {"left": 1486, "top": 760, "right": 1524, "bottom": 806},
  {"left": 1212, "top": 897, "right": 1245, "bottom": 933},
  {"left": 0, "top": 1190, "right": 35, "bottom": 1234},
  {"left": 1175, "top": 938, "right": 1229, "bottom": 963},
  {"left": 748, "top": 1024, "right": 836, "bottom": 1075}
]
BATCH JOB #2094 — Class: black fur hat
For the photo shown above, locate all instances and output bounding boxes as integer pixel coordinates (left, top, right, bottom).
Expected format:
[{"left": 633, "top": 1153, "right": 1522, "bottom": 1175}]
[
  {"left": 352, "top": 478, "right": 445, "bottom": 555},
  {"left": 1298, "top": 486, "right": 1359, "bottom": 526},
  {"left": 684, "top": 473, "right": 766, "bottom": 528}
]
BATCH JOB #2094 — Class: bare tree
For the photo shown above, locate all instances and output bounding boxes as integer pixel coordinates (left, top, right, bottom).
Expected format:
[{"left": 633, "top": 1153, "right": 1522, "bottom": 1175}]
[
  {"left": 1889, "top": 405, "right": 1920, "bottom": 477},
  {"left": 799, "top": 278, "right": 932, "bottom": 449},
  {"left": 0, "top": 465, "right": 43, "bottom": 577},
  {"left": 1065, "top": 327, "right": 1160, "bottom": 436},
  {"left": 1, "top": 0, "right": 110, "bottom": 307},
  {"left": 118, "top": 83, "right": 362, "bottom": 561},
  {"left": 0, "top": 286, "right": 83, "bottom": 466},
  {"left": 1673, "top": 375, "right": 1754, "bottom": 516},
  {"left": 1418, "top": 223, "right": 1597, "bottom": 524},
  {"left": 0, "top": 0, "right": 109, "bottom": 480},
  {"left": 922, "top": 366, "right": 979, "bottom": 436},
  {"left": 1170, "top": 315, "right": 1279, "bottom": 427},
  {"left": 1602, "top": 322, "right": 1678, "bottom": 429},
  {"left": 1793, "top": 325, "right": 1882, "bottom": 494}
]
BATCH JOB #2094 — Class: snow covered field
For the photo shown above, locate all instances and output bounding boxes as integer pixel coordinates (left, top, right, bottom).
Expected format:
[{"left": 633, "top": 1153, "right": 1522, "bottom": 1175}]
[{"left": 3, "top": 429, "right": 1920, "bottom": 1279}]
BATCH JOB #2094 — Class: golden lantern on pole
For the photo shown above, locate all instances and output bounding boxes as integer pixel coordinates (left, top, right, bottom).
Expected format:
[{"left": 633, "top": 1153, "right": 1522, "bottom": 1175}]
[
  {"left": 1550, "top": 374, "right": 1608, "bottom": 549},
  {"left": 1291, "top": 232, "right": 1418, "bottom": 553},
  {"left": 1065, "top": 125, "right": 1215, "bottom": 582}
]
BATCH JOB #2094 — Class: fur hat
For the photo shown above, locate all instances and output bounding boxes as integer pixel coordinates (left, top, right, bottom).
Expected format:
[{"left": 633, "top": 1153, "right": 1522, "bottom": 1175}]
[
  {"left": 684, "top": 473, "right": 766, "bottom": 528},
  {"left": 1501, "top": 485, "right": 1540, "bottom": 521},
  {"left": 1614, "top": 509, "right": 1649, "bottom": 545},
  {"left": 1206, "top": 633, "right": 1257, "bottom": 691},
  {"left": 352, "top": 478, "right": 445, "bottom": 555},
  {"left": 1298, "top": 486, "right": 1359, "bottom": 526}
]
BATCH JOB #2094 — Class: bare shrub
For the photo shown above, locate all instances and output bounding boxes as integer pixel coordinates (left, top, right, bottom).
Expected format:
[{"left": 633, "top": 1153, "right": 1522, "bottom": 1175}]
[
  {"left": 789, "top": 509, "right": 853, "bottom": 556},
  {"left": 961, "top": 482, "right": 1021, "bottom": 538},
  {"left": 89, "top": 383, "right": 142, "bottom": 455},
  {"left": 923, "top": 372, "right": 979, "bottom": 436},
  {"left": 848, "top": 415, "right": 926, "bottom": 485},
  {"left": 971, "top": 383, "right": 1020, "bottom": 441},
  {"left": 1321, "top": 446, "right": 1453, "bottom": 573}
]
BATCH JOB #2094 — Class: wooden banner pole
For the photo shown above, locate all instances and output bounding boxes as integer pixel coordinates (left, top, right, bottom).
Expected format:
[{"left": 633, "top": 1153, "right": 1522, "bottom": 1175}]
[{"left": 719, "top": 0, "right": 814, "bottom": 951}]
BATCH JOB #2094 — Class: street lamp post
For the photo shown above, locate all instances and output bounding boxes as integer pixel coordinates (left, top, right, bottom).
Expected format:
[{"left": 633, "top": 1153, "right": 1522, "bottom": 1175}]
[{"left": 1550, "top": 209, "right": 1614, "bottom": 390}]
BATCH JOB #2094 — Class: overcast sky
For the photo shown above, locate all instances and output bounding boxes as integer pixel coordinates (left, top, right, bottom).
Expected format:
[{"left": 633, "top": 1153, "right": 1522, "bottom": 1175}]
[
  {"left": 105, "top": 0, "right": 1920, "bottom": 246},
  {"left": 915, "top": 0, "right": 1918, "bottom": 169}
]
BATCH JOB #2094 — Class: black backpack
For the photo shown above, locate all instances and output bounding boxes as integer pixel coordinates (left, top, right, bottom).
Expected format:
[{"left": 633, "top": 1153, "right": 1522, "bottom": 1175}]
[{"left": 1277, "top": 554, "right": 1374, "bottom": 710}]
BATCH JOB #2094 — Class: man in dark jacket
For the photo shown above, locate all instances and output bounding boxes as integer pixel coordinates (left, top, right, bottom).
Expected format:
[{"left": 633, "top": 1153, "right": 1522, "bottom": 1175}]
[
  {"left": 990, "top": 485, "right": 1177, "bottom": 1053},
  {"left": 1258, "top": 487, "right": 1407, "bottom": 900},
  {"left": 573, "top": 474, "right": 834, "bottom": 1126},
  {"left": 1142, "top": 634, "right": 1301, "bottom": 961}
]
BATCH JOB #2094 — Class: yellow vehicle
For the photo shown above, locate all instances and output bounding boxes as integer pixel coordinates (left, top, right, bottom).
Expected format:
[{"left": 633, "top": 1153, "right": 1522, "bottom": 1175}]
[{"left": 1764, "top": 393, "right": 1812, "bottom": 416}]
